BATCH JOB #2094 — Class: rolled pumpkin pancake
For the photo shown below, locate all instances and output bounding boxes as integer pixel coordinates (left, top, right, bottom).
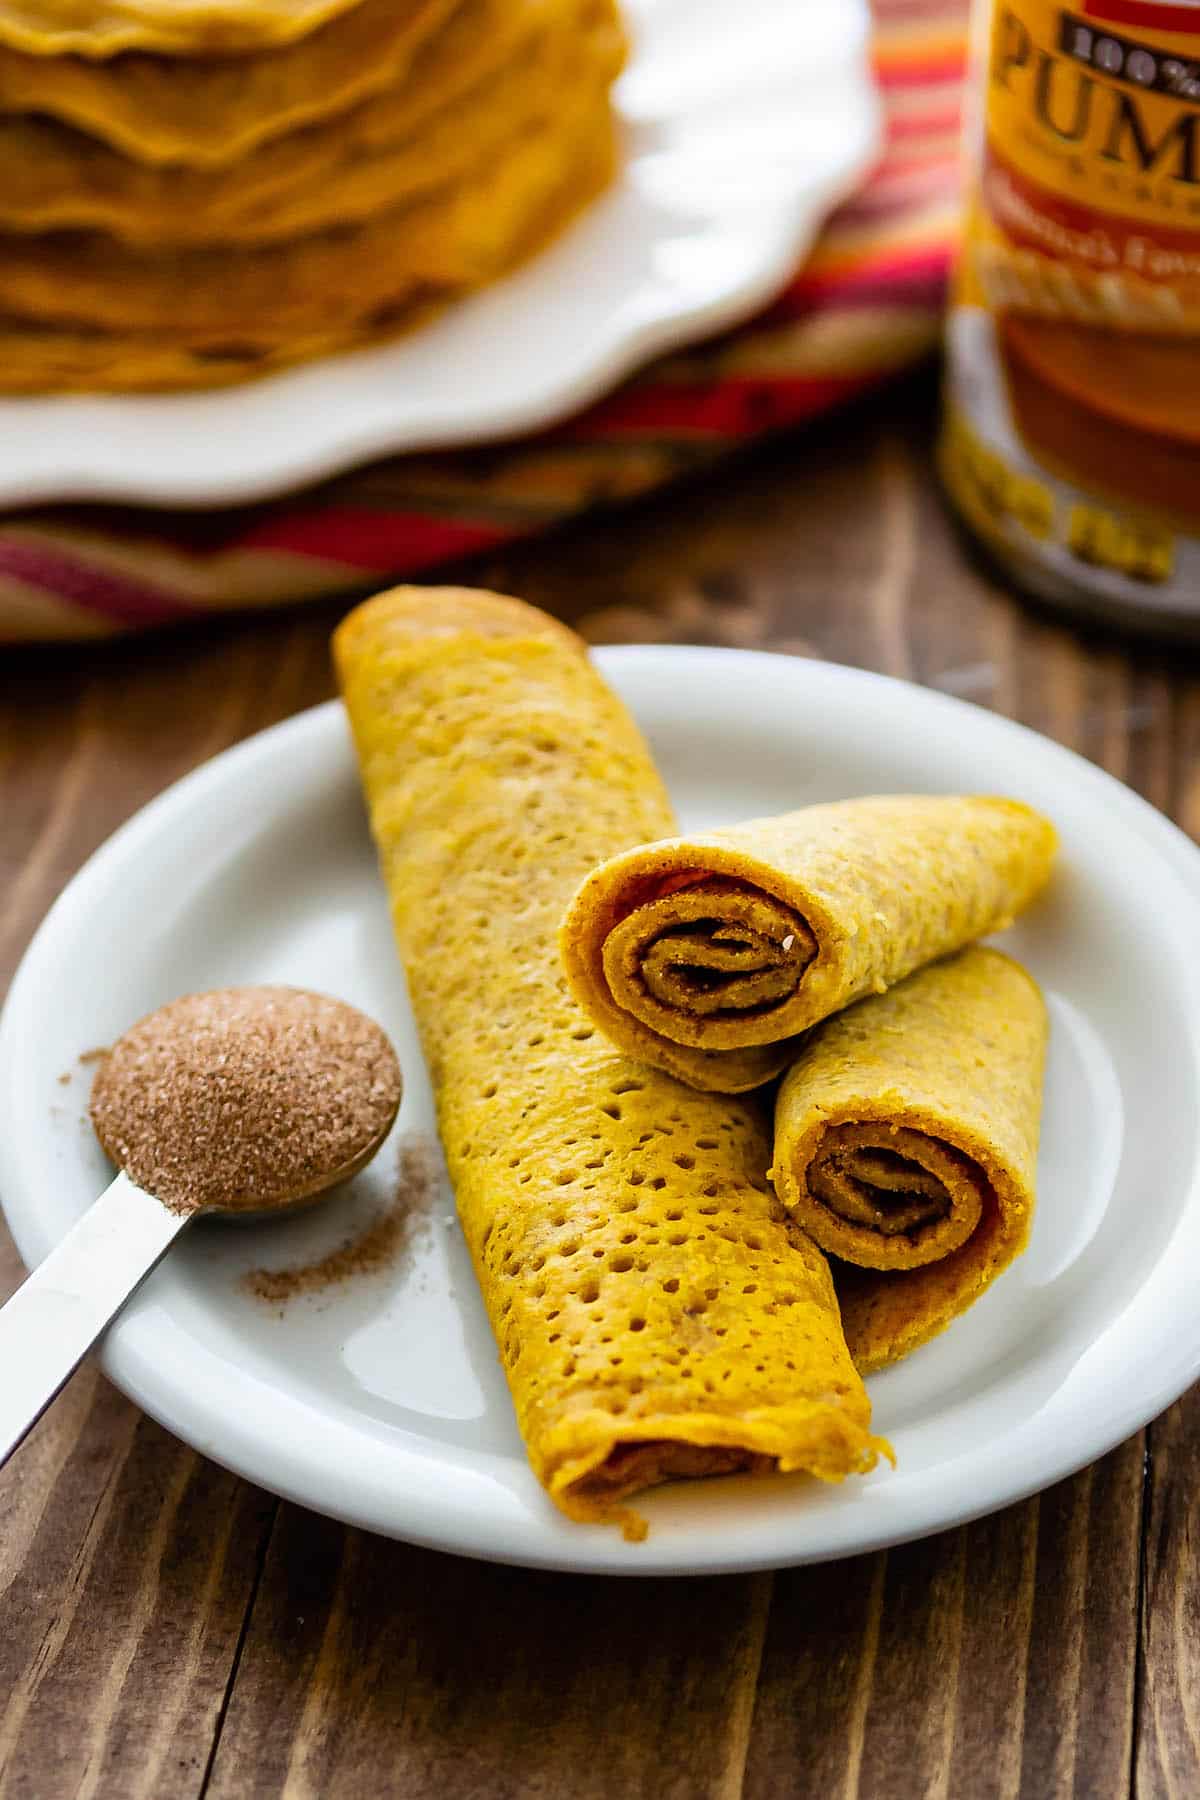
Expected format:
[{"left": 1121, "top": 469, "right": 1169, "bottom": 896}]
[
  {"left": 771, "top": 947, "right": 1047, "bottom": 1373},
  {"left": 561, "top": 796, "right": 1057, "bottom": 1092},
  {"left": 0, "top": 99, "right": 614, "bottom": 346},
  {"left": 0, "top": 0, "right": 618, "bottom": 244},
  {"left": 334, "top": 587, "right": 885, "bottom": 1535},
  {"left": 0, "top": 0, "right": 462, "bottom": 166}
]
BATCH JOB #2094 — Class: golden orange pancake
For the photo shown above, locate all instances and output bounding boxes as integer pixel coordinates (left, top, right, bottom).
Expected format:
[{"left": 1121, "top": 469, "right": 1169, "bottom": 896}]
[
  {"left": 0, "top": 0, "right": 389, "bottom": 57},
  {"left": 561, "top": 796, "right": 1057, "bottom": 1091},
  {"left": 0, "top": 101, "right": 613, "bottom": 368},
  {"left": 0, "top": 0, "right": 618, "bottom": 242},
  {"left": 334, "top": 587, "right": 886, "bottom": 1536},
  {"left": 771, "top": 947, "right": 1047, "bottom": 1372},
  {"left": 0, "top": 297, "right": 441, "bottom": 391},
  {"left": 0, "top": 0, "right": 461, "bottom": 164}
]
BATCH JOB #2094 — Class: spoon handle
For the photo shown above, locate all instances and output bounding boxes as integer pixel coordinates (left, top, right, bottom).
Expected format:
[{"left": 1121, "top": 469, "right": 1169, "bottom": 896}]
[{"left": 0, "top": 1171, "right": 187, "bottom": 1469}]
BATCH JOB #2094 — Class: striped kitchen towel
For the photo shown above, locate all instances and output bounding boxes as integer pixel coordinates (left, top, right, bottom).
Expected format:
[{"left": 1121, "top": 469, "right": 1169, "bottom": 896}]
[{"left": 1, "top": 0, "right": 967, "bottom": 644}]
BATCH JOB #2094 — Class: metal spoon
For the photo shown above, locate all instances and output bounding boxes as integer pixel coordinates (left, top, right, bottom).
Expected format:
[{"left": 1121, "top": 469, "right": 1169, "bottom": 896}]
[{"left": 0, "top": 986, "right": 402, "bottom": 1469}]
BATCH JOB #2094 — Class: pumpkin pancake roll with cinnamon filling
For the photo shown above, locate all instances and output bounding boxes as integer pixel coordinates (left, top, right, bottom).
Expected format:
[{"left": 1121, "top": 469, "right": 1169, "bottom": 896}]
[
  {"left": 334, "top": 587, "right": 887, "bottom": 1536},
  {"left": 770, "top": 946, "right": 1047, "bottom": 1373},
  {"left": 560, "top": 796, "right": 1056, "bottom": 1092}
]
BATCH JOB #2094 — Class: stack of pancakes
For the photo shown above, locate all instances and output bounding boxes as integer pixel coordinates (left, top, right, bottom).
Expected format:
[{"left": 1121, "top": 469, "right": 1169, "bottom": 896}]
[{"left": 0, "top": 0, "right": 625, "bottom": 391}]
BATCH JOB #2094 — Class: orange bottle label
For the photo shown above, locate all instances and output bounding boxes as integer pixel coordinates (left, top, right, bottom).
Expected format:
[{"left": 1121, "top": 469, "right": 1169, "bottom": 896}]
[
  {"left": 963, "top": 0, "right": 1200, "bottom": 323},
  {"left": 941, "top": 1, "right": 1200, "bottom": 622}
]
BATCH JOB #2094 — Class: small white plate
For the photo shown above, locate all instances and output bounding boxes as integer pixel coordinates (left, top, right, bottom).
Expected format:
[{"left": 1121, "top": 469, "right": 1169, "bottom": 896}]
[
  {"left": 3, "top": 647, "right": 1199, "bottom": 1575},
  {"left": 0, "top": 0, "right": 879, "bottom": 509}
]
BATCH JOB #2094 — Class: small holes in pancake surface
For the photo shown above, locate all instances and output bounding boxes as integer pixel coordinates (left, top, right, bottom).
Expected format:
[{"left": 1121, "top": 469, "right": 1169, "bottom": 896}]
[{"left": 351, "top": 637, "right": 866, "bottom": 1470}]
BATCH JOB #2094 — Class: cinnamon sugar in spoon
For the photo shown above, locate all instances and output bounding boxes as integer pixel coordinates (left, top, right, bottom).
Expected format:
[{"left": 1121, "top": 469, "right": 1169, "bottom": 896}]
[{"left": 0, "top": 987, "right": 402, "bottom": 1469}]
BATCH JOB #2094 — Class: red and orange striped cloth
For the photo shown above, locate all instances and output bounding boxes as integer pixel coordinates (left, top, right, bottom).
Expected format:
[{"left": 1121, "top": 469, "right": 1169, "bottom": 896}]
[{"left": 2, "top": 0, "right": 967, "bottom": 644}]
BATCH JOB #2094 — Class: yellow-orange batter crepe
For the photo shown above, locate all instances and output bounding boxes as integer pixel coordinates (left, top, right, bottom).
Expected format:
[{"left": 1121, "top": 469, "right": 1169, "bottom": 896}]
[
  {"left": 0, "top": 0, "right": 616, "bottom": 243},
  {"left": 0, "top": 299, "right": 444, "bottom": 391},
  {"left": 334, "top": 587, "right": 886, "bottom": 1536},
  {"left": 561, "top": 796, "right": 1057, "bottom": 1093},
  {"left": 0, "top": 101, "right": 613, "bottom": 350},
  {"left": 0, "top": 0, "right": 375, "bottom": 57},
  {"left": 771, "top": 947, "right": 1047, "bottom": 1372},
  {"left": 0, "top": 0, "right": 462, "bottom": 165}
]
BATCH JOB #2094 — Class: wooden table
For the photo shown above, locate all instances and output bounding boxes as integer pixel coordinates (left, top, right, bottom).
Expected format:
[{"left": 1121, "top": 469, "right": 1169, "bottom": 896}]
[{"left": 2, "top": 373, "right": 1196, "bottom": 1800}]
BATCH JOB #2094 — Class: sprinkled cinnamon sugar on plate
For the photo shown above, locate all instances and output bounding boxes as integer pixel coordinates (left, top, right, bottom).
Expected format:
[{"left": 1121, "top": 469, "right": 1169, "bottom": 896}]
[{"left": 242, "top": 1137, "right": 441, "bottom": 1302}]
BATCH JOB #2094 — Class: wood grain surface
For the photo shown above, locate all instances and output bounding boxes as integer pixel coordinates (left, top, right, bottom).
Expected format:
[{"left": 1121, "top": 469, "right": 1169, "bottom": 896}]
[{"left": 2, "top": 374, "right": 1197, "bottom": 1800}]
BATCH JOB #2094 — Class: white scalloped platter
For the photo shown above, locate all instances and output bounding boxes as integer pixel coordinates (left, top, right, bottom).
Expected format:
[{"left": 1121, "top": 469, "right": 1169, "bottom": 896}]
[{"left": 0, "top": 0, "right": 880, "bottom": 509}]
